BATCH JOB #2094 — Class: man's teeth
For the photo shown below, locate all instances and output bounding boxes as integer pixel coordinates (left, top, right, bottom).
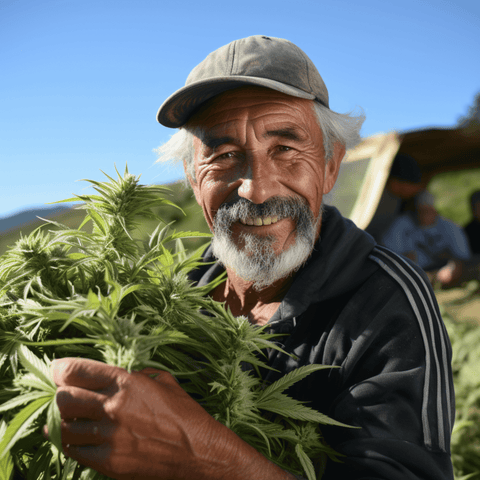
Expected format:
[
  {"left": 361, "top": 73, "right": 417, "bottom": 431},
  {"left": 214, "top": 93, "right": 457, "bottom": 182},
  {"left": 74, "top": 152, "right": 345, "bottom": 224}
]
[{"left": 240, "top": 216, "right": 279, "bottom": 226}]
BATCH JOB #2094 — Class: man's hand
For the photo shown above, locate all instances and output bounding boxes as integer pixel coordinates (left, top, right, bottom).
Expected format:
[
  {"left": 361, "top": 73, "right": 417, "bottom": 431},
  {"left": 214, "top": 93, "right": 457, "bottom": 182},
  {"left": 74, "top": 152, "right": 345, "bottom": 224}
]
[
  {"left": 436, "top": 260, "right": 464, "bottom": 287},
  {"left": 49, "top": 358, "right": 294, "bottom": 480},
  {"left": 436, "top": 258, "right": 480, "bottom": 288},
  {"left": 50, "top": 358, "right": 232, "bottom": 479}
]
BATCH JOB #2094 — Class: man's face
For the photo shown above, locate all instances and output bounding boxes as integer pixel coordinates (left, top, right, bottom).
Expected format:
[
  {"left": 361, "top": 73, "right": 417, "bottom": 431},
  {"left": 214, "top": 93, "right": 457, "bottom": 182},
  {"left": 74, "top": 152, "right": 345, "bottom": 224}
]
[
  {"left": 186, "top": 86, "right": 344, "bottom": 288},
  {"left": 387, "top": 178, "right": 423, "bottom": 200},
  {"left": 417, "top": 204, "right": 437, "bottom": 227}
]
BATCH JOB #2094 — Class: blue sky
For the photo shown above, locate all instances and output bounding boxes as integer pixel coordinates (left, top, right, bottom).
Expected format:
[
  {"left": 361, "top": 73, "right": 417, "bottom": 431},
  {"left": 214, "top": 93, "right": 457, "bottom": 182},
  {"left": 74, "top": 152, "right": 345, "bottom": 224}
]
[{"left": 1, "top": 0, "right": 479, "bottom": 218}]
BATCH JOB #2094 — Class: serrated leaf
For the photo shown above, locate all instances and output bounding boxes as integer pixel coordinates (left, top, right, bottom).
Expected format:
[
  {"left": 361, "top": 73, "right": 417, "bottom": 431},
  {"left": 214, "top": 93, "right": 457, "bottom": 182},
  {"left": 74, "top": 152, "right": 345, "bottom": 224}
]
[
  {"left": 0, "top": 421, "right": 14, "bottom": 480},
  {"left": 46, "top": 395, "right": 62, "bottom": 453},
  {"left": 0, "top": 396, "right": 51, "bottom": 460},
  {"left": 23, "top": 338, "right": 101, "bottom": 348},
  {"left": 0, "top": 450, "right": 13, "bottom": 480},
  {"left": 295, "top": 443, "right": 316, "bottom": 480},
  {"left": 26, "top": 442, "right": 54, "bottom": 480},
  {"left": 35, "top": 217, "right": 68, "bottom": 230},
  {"left": 158, "top": 246, "right": 174, "bottom": 267},
  {"left": 258, "top": 392, "right": 353, "bottom": 428},
  {"left": 238, "top": 420, "right": 273, "bottom": 455},
  {"left": 208, "top": 381, "right": 228, "bottom": 394},
  {"left": 174, "top": 238, "right": 187, "bottom": 263},
  {"left": 121, "top": 283, "right": 153, "bottom": 297},
  {"left": 87, "top": 289, "right": 101, "bottom": 308},
  {"left": 87, "top": 209, "right": 107, "bottom": 235},
  {"left": 16, "top": 345, "right": 56, "bottom": 392},
  {"left": 15, "top": 373, "right": 56, "bottom": 394},
  {"left": 0, "top": 390, "right": 52, "bottom": 413},
  {"left": 258, "top": 364, "right": 335, "bottom": 402},
  {"left": 68, "top": 252, "right": 90, "bottom": 260}
]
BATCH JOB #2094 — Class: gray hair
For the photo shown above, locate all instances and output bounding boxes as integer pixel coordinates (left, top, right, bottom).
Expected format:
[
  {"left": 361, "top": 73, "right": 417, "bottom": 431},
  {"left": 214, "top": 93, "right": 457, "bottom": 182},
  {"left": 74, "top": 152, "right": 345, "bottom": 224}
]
[{"left": 154, "top": 101, "right": 365, "bottom": 181}]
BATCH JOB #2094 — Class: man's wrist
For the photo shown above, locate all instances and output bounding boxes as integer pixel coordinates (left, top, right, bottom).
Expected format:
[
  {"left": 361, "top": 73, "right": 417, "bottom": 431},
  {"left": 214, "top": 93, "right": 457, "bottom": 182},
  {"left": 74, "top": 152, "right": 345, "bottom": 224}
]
[{"left": 192, "top": 421, "right": 297, "bottom": 480}]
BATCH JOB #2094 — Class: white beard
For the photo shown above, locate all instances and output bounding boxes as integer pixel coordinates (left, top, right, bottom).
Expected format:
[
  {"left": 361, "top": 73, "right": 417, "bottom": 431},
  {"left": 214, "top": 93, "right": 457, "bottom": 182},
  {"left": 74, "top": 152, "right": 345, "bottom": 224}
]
[{"left": 211, "top": 197, "right": 321, "bottom": 291}]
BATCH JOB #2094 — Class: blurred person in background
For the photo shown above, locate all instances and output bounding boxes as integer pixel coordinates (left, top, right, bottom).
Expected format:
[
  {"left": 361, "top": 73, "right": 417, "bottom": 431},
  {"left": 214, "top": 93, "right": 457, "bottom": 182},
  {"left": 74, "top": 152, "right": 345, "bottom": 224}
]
[
  {"left": 366, "top": 152, "right": 424, "bottom": 242},
  {"left": 382, "top": 190, "right": 471, "bottom": 272},
  {"left": 436, "top": 189, "right": 480, "bottom": 287},
  {"left": 464, "top": 189, "right": 480, "bottom": 254}
]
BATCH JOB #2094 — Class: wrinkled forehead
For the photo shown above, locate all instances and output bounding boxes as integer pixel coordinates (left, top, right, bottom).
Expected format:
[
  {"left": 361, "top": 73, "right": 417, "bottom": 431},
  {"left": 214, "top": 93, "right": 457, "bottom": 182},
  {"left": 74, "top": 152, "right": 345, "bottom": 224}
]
[
  {"left": 188, "top": 86, "right": 317, "bottom": 129},
  {"left": 187, "top": 86, "right": 320, "bottom": 151}
]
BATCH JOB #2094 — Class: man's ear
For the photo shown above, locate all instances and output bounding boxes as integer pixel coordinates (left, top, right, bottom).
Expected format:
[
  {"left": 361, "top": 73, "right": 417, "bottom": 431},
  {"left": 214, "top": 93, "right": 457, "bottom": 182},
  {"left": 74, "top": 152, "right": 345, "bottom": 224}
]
[{"left": 323, "top": 142, "right": 345, "bottom": 194}]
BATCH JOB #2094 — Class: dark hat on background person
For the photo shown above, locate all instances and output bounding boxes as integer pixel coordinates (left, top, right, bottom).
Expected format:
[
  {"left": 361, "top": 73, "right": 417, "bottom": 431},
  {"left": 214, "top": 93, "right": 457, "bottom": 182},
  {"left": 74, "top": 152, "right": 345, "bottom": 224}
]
[
  {"left": 157, "top": 35, "right": 330, "bottom": 128},
  {"left": 389, "top": 153, "right": 422, "bottom": 184}
]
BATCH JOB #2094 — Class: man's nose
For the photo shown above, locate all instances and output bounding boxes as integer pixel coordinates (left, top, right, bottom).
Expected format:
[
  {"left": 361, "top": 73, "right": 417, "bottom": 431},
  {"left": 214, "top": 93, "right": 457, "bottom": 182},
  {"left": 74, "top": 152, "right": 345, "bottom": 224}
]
[{"left": 237, "top": 155, "right": 278, "bottom": 204}]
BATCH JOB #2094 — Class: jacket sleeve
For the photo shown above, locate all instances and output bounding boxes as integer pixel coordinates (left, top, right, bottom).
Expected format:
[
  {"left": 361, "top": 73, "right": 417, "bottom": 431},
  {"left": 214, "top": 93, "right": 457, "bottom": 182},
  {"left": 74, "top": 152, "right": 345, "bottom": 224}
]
[{"left": 320, "top": 247, "right": 455, "bottom": 479}]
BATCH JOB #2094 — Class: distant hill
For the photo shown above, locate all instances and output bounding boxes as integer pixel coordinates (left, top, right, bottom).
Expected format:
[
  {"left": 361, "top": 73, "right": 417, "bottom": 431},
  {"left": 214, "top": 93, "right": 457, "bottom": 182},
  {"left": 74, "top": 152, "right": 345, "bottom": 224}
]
[
  {"left": 0, "top": 205, "right": 88, "bottom": 256},
  {"left": 0, "top": 205, "right": 71, "bottom": 233}
]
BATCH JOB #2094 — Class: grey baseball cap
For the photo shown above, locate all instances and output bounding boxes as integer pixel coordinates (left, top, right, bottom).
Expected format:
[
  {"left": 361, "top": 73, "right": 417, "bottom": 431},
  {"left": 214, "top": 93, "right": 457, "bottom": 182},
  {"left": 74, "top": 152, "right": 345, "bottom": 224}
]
[{"left": 157, "top": 35, "right": 330, "bottom": 128}]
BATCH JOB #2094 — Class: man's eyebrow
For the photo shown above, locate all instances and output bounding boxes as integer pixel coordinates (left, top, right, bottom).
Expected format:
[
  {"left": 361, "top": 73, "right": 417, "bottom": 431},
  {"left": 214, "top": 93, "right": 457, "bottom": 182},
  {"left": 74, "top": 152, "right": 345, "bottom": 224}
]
[
  {"left": 201, "top": 135, "right": 236, "bottom": 151},
  {"left": 199, "top": 127, "right": 304, "bottom": 151},
  {"left": 263, "top": 128, "right": 304, "bottom": 141}
]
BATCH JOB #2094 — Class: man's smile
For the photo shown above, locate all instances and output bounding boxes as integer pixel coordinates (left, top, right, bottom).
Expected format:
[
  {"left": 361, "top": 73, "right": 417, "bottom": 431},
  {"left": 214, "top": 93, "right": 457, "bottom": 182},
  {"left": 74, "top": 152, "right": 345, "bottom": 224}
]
[{"left": 239, "top": 215, "right": 280, "bottom": 226}]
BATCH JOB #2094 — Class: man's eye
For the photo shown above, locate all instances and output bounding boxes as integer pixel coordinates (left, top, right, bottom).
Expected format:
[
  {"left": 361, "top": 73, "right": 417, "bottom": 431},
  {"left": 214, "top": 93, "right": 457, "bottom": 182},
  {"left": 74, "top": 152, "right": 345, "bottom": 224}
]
[
  {"left": 277, "top": 145, "right": 293, "bottom": 152},
  {"left": 217, "top": 152, "right": 237, "bottom": 160}
]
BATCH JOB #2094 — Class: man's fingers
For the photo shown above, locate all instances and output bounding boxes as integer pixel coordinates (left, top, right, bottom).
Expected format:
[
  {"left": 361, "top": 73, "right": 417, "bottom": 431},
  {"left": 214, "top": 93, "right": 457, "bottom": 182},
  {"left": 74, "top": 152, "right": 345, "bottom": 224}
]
[
  {"left": 56, "top": 386, "right": 106, "bottom": 420},
  {"left": 61, "top": 419, "right": 112, "bottom": 446},
  {"left": 137, "top": 368, "right": 178, "bottom": 386},
  {"left": 52, "top": 357, "right": 125, "bottom": 390},
  {"left": 64, "top": 444, "right": 111, "bottom": 474}
]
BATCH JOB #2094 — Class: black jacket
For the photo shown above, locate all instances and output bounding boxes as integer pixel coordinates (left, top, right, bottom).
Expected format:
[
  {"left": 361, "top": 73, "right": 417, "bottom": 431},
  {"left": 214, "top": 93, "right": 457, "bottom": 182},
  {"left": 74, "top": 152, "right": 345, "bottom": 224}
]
[{"left": 189, "top": 205, "right": 455, "bottom": 479}]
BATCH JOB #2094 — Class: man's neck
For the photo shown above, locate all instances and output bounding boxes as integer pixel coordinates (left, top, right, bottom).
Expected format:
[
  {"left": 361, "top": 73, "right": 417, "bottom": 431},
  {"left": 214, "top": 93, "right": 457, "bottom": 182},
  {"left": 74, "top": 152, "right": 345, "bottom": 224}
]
[{"left": 210, "top": 268, "right": 295, "bottom": 326}]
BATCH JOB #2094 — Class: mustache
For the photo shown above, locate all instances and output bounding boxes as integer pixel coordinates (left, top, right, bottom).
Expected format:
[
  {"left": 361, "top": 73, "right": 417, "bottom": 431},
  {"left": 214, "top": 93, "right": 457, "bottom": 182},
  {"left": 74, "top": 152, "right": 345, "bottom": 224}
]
[{"left": 214, "top": 197, "right": 313, "bottom": 229}]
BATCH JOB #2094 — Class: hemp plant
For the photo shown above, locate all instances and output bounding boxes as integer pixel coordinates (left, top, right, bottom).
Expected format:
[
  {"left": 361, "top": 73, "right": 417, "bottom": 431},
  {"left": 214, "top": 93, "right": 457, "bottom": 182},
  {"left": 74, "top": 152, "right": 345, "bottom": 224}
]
[{"left": 0, "top": 166, "right": 348, "bottom": 480}]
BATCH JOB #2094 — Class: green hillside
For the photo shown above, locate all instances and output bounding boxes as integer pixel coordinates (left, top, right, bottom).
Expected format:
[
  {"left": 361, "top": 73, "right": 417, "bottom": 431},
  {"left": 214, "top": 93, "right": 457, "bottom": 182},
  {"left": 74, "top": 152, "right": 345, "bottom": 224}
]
[
  {"left": 0, "top": 208, "right": 87, "bottom": 256},
  {"left": 429, "top": 168, "right": 480, "bottom": 227}
]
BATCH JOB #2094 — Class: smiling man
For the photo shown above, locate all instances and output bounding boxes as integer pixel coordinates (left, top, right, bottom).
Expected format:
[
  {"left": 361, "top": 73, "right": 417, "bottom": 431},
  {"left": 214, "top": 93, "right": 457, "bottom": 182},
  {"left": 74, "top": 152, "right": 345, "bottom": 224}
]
[
  {"left": 180, "top": 86, "right": 345, "bottom": 324},
  {"left": 52, "top": 36, "right": 455, "bottom": 479}
]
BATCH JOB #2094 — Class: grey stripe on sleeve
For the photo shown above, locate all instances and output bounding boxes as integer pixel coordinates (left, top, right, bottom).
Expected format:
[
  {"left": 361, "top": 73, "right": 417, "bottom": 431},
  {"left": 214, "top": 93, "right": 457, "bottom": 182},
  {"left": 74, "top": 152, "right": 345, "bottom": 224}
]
[{"left": 369, "top": 246, "right": 453, "bottom": 452}]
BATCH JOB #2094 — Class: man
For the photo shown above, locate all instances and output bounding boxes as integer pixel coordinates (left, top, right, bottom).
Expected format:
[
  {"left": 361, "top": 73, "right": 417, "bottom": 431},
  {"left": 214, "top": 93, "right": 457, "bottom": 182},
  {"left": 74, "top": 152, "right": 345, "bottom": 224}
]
[
  {"left": 465, "top": 189, "right": 480, "bottom": 254},
  {"left": 436, "top": 189, "right": 480, "bottom": 287},
  {"left": 382, "top": 190, "right": 471, "bottom": 271},
  {"left": 51, "top": 36, "right": 455, "bottom": 479},
  {"left": 365, "top": 152, "right": 424, "bottom": 242}
]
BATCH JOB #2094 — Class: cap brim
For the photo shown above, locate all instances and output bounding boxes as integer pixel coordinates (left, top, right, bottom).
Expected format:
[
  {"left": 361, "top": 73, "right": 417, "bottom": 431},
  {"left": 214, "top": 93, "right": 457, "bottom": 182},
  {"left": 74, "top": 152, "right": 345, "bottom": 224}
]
[{"left": 157, "top": 76, "right": 315, "bottom": 128}]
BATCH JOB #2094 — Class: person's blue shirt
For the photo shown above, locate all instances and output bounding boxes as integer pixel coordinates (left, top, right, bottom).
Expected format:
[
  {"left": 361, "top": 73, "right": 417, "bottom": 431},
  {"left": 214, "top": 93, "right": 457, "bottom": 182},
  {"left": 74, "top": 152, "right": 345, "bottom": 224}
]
[{"left": 382, "top": 212, "right": 471, "bottom": 270}]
